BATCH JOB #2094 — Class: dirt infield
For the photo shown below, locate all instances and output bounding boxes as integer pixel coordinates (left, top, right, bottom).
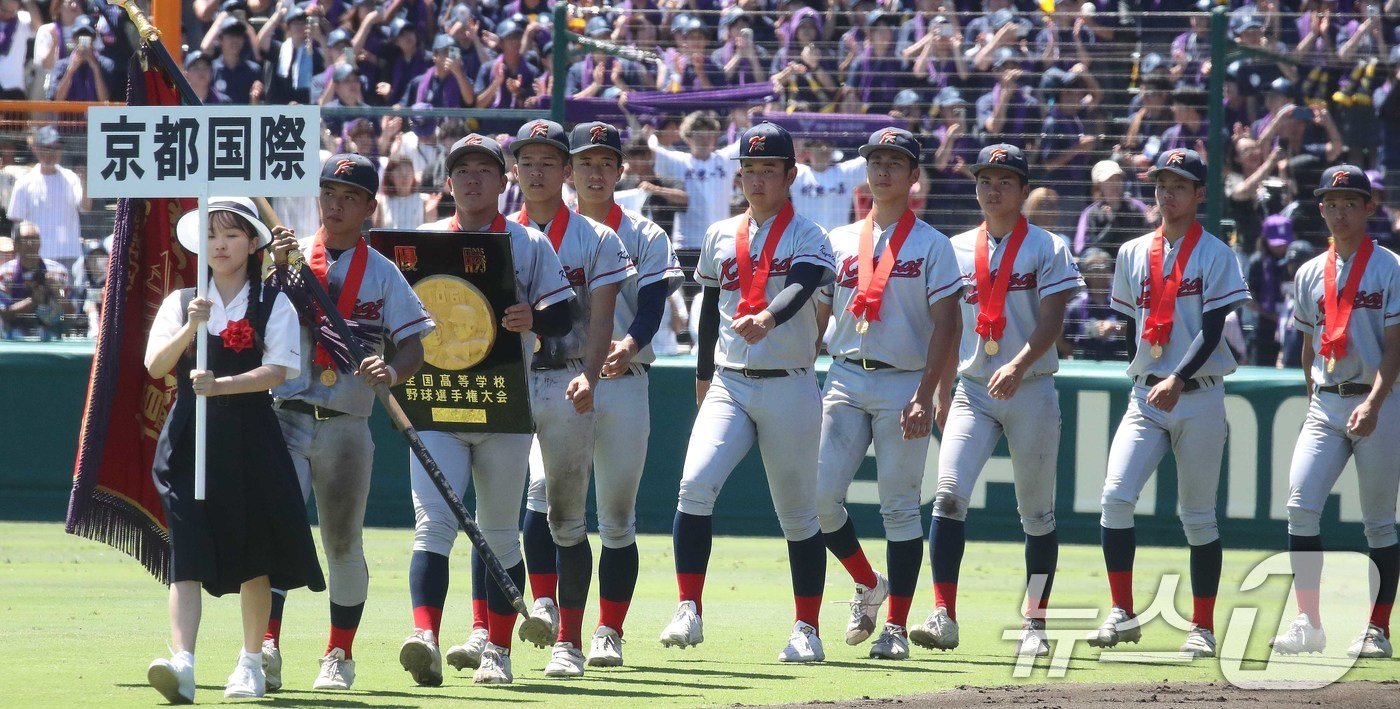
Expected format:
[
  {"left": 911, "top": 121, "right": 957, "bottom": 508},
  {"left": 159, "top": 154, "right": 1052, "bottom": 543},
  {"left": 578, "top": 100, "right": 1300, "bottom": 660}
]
[{"left": 783, "top": 680, "right": 1400, "bottom": 708}]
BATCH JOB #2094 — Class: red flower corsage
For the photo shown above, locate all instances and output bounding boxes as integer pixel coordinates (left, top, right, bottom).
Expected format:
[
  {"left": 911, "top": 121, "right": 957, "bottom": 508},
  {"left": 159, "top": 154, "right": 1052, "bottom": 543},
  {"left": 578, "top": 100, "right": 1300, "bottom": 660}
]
[{"left": 221, "top": 318, "right": 255, "bottom": 353}]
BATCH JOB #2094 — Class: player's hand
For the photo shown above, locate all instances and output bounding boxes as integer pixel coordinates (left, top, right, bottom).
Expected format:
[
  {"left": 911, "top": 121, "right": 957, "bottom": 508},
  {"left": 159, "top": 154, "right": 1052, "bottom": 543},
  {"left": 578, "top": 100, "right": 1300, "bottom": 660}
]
[
  {"left": 1347, "top": 398, "right": 1379, "bottom": 436},
  {"left": 695, "top": 378, "right": 711, "bottom": 407},
  {"left": 732, "top": 311, "right": 775, "bottom": 344},
  {"left": 1146, "top": 374, "right": 1185, "bottom": 413},
  {"left": 502, "top": 303, "right": 533, "bottom": 332},
  {"left": 902, "top": 397, "right": 933, "bottom": 440},
  {"left": 934, "top": 394, "right": 952, "bottom": 432},
  {"left": 356, "top": 355, "right": 393, "bottom": 385},
  {"left": 190, "top": 369, "right": 219, "bottom": 397},
  {"left": 602, "top": 336, "right": 639, "bottom": 378},
  {"left": 987, "top": 362, "right": 1024, "bottom": 400},
  {"left": 186, "top": 297, "right": 212, "bottom": 327},
  {"left": 565, "top": 373, "right": 595, "bottom": 413},
  {"left": 270, "top": 226, "right": 298, "bottom": 266}
]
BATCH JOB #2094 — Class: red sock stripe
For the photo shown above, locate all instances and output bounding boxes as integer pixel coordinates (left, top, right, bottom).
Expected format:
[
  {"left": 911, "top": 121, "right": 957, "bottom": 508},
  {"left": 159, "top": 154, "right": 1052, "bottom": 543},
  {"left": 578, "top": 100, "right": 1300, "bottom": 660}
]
[
  {"left": 486, "top": 610, "right": 516, "bottom": 648},
  {"left": 887, "top": 595, "right": 914, "bottom": 628},
  {"left": 327, "top": 624, "right": 358, "bottom": 659},
  {"left": 933, "top": 582, "right": 958, "bottom": 621},
  {"left": 412, "top": 605, "right": 443, "bottom": 639},
  {"left": 264, "top": 619, "right": 282, "bottom": 645},
  {"left": 795, "top": 595, "right": 822, "bottom": 634},
  {"left": 1192, "top": 595, "right": 1216, "bottom": 632},
  {"left": 471, "top": 599, "right": 488, "bottom": 630},
  {"left": 837, "top": 548, "right": 879, "bottom": 589},
  {"left": 1024, "top": 594, "right": 1050, "bottom": 620},
  {"left": 1369, "top": 603, "right": 1391, "bottom": 637},
  {"left": 529, "top": 573, "right": 557, "bottom": 602},
  {"left": 678, "top": 572, "right": 705, "bottom": 616},
  {"left": 598, "top": 598, "right": 631, "bottom": 636},
  {"left": 1296, "top": 589, "right": 1321, "bottom": 625},
  {"left": 559, "top": 606, "right": 585, "bottom": 647},
  {"left": 1108, "top": 570, "right": 1135, "bottom": 615}
]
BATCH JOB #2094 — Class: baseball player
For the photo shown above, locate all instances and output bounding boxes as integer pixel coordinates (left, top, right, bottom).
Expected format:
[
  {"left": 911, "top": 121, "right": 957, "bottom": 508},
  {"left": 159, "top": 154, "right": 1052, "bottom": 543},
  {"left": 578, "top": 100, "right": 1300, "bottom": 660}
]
[
  {"left": 813, "top": 127, "right": 962, "bottom": 660},
  {"left": 402, "top": 133, "right": 575, "bottom": 687},
  {"left": 260, "top": 154, "right": 435, "bottom": 692},
  {"left": 516, "top": 121, "right": 682, "bottom": 668},
  {"left": 1085, "top": 149, "right": 1251, "bottom": 660},
  {"left": 1270, "top": 164, "right": 1400, "bottom": 659},
  {"left": 658, "top": 122, "right": 837, "bottom": 662},
  {"left": 508, "top": 119, "right": 635, "bottom": 679},
  {"left": 909, "top": 144, "right": 1084, "bottom": 658}
]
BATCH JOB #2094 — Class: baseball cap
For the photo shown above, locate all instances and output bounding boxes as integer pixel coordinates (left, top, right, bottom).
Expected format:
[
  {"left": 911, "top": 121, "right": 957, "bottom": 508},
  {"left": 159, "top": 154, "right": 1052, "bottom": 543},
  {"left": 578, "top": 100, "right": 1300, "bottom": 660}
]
[
  {"left": 33, "top": 125, "right": 60, "bottom": 147},
  {"left": 183, "top": 50, "right": 212, "bottom": 70},
  {"left": 320, "top": 153, "right": 380, "bottom": 198},
  {"left": 1147, "top": 148, "right": 1207, "bottom": 184},
  {"left": 1263, "top": 214, "right": 1294, "bottom": 248},
  {"left": 1268, "top": 77, "right": 1296, "bottom": 98},
  {"left": 867, "top": 9, "right": 898, "bottom": 28},
  {"left": 447, "top": 133, "right": 507, "bottom": 172},
  {"left": 719, "top": 6, "right": 746, "bottom": 28},
  {"left": 970, "top": 143, "right": 1030, "bottom": 179},
  {"left": 1365, "top": 170, "right": 1384, "bottom": 192},
  {"left": 496, "top": 19, "right": 524, "bottom": 38},
  {"left": 432, "top": 34, "right": 458, "bottom": 52},
  {"left": 736, "top": 122, "right": 796, "bottom": 161},
  {"left": 585, "top": 15, "right": 611, "bottom": 37},
  {"left": 933, "top": 86, "right": 968, "bottom": 108},
  {"left": 175, "top": 197, "right": 272, "bottom": 253},
  {"left": 331, "top": 63, "right": 358, "bottom": 83},
  {"left": 71, "top": 15, "right": 96, "bottom": 38},
  {"left": 327, "top": 28, "right": 351, "bottom": 47},
  {"left": 1285, "top": 239, "right": 1316, "bottom": 266},
  {"left": 1230, "top": 9, "right": 1265, "bottom": 37},
  {"left": 1091, "top": 159, "right": 1124, "bottom": 184},
  {"left": 512, "top": 119, "right": 570, "bottom": 156},
  {"left": 892, "top": 89, "right": 921, "bottom": 108},
  {"left": 1140, "top": 52, "right": 1166, "bottom": 76},
  {"left": 569, "top": 121, "right": 624, "bottom": 158},
  {"left": 285, "top": 3, "right": 308, "bottom": 23},
  {"left": 1314, "top": 164, "right": 1372, "bottom": 198},
  {"left": 858, "top": 127, "right": 921, "bottom": 163},
  {"left": 384, "top": 17, "right": 412, "bottom": 39},
  {"left": 218, "top": 17, "right": 244, "bottom": 35}
]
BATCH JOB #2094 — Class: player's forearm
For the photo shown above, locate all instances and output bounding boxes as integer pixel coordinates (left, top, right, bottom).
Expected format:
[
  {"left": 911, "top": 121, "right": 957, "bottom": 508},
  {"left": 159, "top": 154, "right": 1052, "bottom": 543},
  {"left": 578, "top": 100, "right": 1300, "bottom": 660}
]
[
  {"left": 696, "top": 286, "right": 720, "bottom": 381},
  {"left": 1366, "top": 327, "right": 1400, "bottom": 403},
  {"left": 1171, "top": 307, "right": 1228, "bottom": 381},
  {"left": 919, "top": 299, "right": 959, "bottom": 402},
  {"left": 1300, "top": 332, "right": 1315, "bottom": 396},
  {"left": 766, "top": 263, "right": 826, "bottom": 327},
  {"left": 386, "top": 334, "right": 425, "bottom": 384},
  {"left": 626, "top": 281, "right": 669, "bottom": 349},
  {"left": 814, "top": 300, "right": 831, "bottom": 350},
  {"left": 583, "top": 284, "right": 620, "bottom": 381},
  {"left": 1012, "top": 297, "right": 1070, "bottom": 371}
]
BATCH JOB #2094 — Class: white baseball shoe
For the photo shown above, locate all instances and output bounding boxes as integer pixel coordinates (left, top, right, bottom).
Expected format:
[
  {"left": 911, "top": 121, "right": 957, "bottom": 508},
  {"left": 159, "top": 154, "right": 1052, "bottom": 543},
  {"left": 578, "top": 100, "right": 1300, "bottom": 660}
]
[
  {"left": 473, "top": 643, "right": 513, "bottom": 684},
  {"left": 1179, "top": 626, "right": 1216, "bottom": 658},
  {"left": 1016, "top": 617, "right": 1049, "bottom": 657},
  {"left": 909, "top": 606, "right": 960, "bottom": 651},
  {"left": 778, "top": 621, "right": 825, "bottom": 662},
  {"left": 587, "top": 626, "right": 624, "bottom": 667},
  {"left": 845, "top": 572, "right": 890, "bottom": 645},
  {"left": 1270, "top": 613, "right": 1326, "bottom": 655},
  {"left": 1088, "top": 606, "right": 1142, "bottom": 648},
  {"left": 147, "top": 652, "right": 194, "bottom": 704},
  {"left": 446, "top": 628, "right": 490, "bottom": 670},
  {"left": 543, "top": 642, "right": 586, "bottom": 677},
  {"left": 1347, "top": 623, "right": 1392, "bottom": 659},
  {"left": 399, "top": 629, "right": 443, "bottom": 686},
  {"left": 312, "top": 647, "right": 355, "bottom": 690},
  {"left": 224, "top": 651, "right": 266, "bottom": 698},
  {"left": 869, "top": 623, "right": 910, "bottom": 660},
  {"left": 260, "top": 638, "right": 282, "bottom": 692},
  {"left": 660, "top": 601, "right": 704, "bottom": 648},
  {"left": 518, "top": 597, "right": 560, "bottom": 649}
]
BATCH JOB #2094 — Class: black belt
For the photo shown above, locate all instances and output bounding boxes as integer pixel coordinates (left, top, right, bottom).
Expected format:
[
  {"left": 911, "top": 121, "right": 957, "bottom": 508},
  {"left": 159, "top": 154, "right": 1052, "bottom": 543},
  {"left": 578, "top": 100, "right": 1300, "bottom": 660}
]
[
  {"left": 278, "top": 399, "right": 348, "bottom": 420},
  {"left": 1318, "top": 382, "right": 1372, "bottom": 398},
  {"left": 603, "top": 363, "right": 651, "bottom": 378},
  {"left": 719, "top": 366, "right": 798, "bottom": 379},
  {"left": 836, "top": 357, "right": 897, "bottom": 371},
  {"left": 532, "top": 358, "right": 584, "bottom": 372},
  {"left": 1141, "top": 374, "right": 1203, "bottom": 393}
]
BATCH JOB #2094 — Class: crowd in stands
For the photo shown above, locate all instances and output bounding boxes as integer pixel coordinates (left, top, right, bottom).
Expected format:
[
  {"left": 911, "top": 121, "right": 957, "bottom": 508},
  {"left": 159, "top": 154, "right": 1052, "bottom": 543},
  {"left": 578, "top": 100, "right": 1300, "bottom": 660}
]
[{"left": 0, "top": 0, "right": 1397, "bottom": 367}]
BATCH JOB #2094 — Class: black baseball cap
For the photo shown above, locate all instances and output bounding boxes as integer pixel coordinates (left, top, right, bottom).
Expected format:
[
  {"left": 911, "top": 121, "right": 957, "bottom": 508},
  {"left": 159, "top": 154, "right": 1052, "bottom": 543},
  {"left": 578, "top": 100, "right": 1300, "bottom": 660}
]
[
  {"left": 858, "top": 127, "right": 921, "bottom": 163},
  {"left": 735, "top": 122, "right": 795, "bottom": 161},
  {"left": 512, "top": 119, "right": 570, "bottom": 156},
  {"left": 447, "top": 133, "right": 507, "bottom": 172},
  {"left": 320, "top": 153, "right": 379, "bottom": 197},
  {"left": 1147, "top": 148, "right": 1207, "bottom": 184},
  {"left": 1314, "top": 164, "right": 1372, "bottom": 198},
  {"left": 970, "top": 143, "right": 1029, "bottom": 179},
  {"left": 569, "top": 121, "right": 624, "bottom": 158}
]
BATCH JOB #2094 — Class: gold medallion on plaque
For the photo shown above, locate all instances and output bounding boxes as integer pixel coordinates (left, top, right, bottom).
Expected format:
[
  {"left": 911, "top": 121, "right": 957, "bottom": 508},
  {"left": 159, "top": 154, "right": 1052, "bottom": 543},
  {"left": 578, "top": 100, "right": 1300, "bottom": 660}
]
[{"left": 415, "top": 274, "right": 496, "bottom": 370}]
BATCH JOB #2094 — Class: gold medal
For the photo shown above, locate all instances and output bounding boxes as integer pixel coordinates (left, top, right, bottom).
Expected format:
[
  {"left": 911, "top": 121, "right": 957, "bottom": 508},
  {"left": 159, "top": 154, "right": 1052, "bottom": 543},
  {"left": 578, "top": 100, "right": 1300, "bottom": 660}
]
[
  {"left": 320, "top": 368, "right": 338, "bottom": 386},
  {"left": 855, "top": 319, "right": 869, "bottom": 334},
  {"left": 1150, "top": 343, "right": 1164, "bottom": 359},
  {"left": 984, "top": 339, "right": 1000, "bottom": 356},
  {"left": 1326, "top": 357, "right": 1336, "bottom": 373}
]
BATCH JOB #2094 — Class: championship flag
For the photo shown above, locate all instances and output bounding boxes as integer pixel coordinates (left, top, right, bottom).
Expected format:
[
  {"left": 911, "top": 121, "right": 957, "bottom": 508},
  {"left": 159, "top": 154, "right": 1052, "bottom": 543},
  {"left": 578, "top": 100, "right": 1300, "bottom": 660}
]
[{"left": 65, "top": 47, "right": 196, "bottom": 582}]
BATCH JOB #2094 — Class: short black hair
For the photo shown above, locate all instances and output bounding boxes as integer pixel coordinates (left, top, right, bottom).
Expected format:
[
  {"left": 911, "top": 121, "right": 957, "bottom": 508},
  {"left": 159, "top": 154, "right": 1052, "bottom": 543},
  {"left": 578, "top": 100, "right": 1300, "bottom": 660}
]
[{"left": 1171, "top": 87, "right": 1207, "bottom": 113}]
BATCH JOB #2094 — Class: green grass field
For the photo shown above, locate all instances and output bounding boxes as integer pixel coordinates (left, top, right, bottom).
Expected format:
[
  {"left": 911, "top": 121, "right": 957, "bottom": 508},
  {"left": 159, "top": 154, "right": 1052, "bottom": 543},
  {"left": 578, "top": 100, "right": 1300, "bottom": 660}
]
[{"left": 0, "top": 521, "right": 1392, "bottom": 707}]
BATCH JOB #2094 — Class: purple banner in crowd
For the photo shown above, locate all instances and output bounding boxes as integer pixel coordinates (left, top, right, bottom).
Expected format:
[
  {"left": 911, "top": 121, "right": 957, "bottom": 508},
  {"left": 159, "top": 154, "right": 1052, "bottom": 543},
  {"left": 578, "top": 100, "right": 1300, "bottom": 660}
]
[
  {"left": 756, "top": 112, "right": 903, "bottom": 150},
  {"left": 545, "top": 83, "right": 777, "bottom": 124}
]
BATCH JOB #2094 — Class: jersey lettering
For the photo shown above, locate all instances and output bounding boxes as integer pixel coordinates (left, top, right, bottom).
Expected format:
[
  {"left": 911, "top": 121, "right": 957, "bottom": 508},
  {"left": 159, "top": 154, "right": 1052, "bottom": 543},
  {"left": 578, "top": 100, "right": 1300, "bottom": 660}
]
[{"left": 719, "top": 255, "right": 793, "bottom": 291}]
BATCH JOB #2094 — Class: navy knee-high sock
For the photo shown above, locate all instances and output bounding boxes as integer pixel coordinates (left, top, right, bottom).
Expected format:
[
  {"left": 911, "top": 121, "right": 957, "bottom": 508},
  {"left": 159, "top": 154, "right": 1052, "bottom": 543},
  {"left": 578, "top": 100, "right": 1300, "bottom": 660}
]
[
  {"left": 788, "top": 532, "right": 826, "bottom": 633},
  {"left": 674, "top": 511, "right": 712, "bottom": 615},
  {"left": 485, "top": 561, "right": 527, "bottom": 649},
  {"left": 522, "top": 509, "right": 557, "bottom": 602},
  {"left": 327, "top": 602, "right": 365, "bottom": 658},
  {"left": 885, "top": 538, "right": 923, "bottom": 627},
  {"left": 928, "top": 516, "right": 966, "bottom": 619},
  {"left": 1369, "top": 544, "right": 1399, "bottom": 636},
  {"left": 1102, "top": 526, "right": 1136, "bottom": 614},
  {"left": 598, "top": 542, "right": 640, "bottom": 635},
  {"left": 824, "top": 518, "right": 879, "bottom": 587},
  {"left": 555, "top": 539, "right": 593, "bottom": 646},
  {"left": 1289, "top": 534, "right": 1324, "bottom": 625},
  {"left": 1189, "top": 540, "right": 1222, "bottom": 631},
  {"left": 265, "top": 589, "right": 287, "bottom": 644},
  {"left": 470, "top": 549, "right": 488, "bottom": 630},
  {"left": 409, "top": 550, "right": 449, "bottom": 639},
  {"left": 1024, "top": 530, "right": 1058, "bottom": 620}
]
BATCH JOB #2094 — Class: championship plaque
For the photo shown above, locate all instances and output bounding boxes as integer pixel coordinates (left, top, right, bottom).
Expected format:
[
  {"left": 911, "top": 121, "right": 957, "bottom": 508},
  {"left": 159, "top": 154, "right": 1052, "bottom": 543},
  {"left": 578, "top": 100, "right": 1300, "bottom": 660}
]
[{"left": 370, "top": 229, "right": 534, "bottom": 433}]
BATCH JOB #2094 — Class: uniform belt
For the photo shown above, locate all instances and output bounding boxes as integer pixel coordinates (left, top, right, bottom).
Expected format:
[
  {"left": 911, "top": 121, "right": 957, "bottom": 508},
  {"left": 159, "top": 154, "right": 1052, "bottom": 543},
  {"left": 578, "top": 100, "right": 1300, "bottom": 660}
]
[
  {"left": 719, "top": 366, "right": 800, "bottom": 379},
  {"left": 1318, "top": 382, "right": 1372, "bottom": 398},
  {"left": 277, "top": 399, "right": 348, "bottom": 420},
  {"left": 1141, "top": 374, "right": 1204, "bottom": 393},
  {"left": 602, "top": 363, "right": 651, "bottom": 378},
  {"left": 836, "top": 357, "right": 897, "bottom": 371},
  {"left": 532, "top": 358, "right": 584, "bottom": 372}
]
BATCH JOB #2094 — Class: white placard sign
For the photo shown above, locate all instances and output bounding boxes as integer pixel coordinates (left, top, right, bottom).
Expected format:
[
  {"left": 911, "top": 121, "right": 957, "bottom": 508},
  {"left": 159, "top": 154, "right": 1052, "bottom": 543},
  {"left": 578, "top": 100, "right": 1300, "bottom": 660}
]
[{"left": 85, "top": 105, "right": 320, "bottom": 198}]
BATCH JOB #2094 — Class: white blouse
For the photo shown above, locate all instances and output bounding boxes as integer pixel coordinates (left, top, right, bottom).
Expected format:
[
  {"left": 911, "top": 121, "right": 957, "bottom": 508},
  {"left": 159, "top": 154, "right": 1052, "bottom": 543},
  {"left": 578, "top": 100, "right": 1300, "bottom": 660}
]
[{"left": 146, "top": 280, "right": 302, "bottom": 379}]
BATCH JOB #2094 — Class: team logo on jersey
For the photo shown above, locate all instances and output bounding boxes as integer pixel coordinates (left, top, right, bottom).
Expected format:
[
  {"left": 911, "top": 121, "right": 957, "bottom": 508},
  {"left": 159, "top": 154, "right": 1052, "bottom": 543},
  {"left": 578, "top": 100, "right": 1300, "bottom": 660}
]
[
  {"left": 719, "top": 255, "right": 792, "bottom": 290},
  {"left": 462, "top": 247, "right": 487, "bottom": 274},
  {"left": 1331, "top": 170, "right": 1350, "bottom": 187},
  {"left": 989, "top": 148, "right": 1008, "bottom": 163},
  {"left": 1165, "top": 150, "right": 1186, "bottom": 166},
  {"left": 465, "top": 134, "right": 483, "bottom": 146},
  {"left": 333, "top": 158, "right": 357, "bottom": 176},
  {"left": 879, "top": 131, "right": 899, "bottom": 144},
  {"left": 961, "top": 270, "right": 1037, "bottom": 303},
  {"left": 351, "top": 298, "right": 385, "bottom": 321},
  {"left": 529, "top": 122, "right": 551, "bottom": 138},
  {"left": 1316, "top": 290, "right": 1384, "bottom": 312},
  {"left": 564, "top": 266, "right": 586, "bottom": 287},
  {"left": 394, "top": 245, "right": 418, "bottom": 271},
  {"left": 1135, "top": 276, "right": 1204, "bottom": 306},
  {"left": 748, "top": 135, "right": 767, "bottom": 154},
  {"left": 590, "top": 125, "right": 610, "bottom": 143},
  {"left": 836, "top": 256, "right": 924, "bottom": 287}
]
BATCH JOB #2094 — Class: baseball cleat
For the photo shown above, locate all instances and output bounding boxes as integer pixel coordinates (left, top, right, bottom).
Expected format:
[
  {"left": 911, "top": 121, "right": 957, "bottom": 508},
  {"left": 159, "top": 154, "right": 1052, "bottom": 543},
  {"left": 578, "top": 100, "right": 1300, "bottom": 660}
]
[
  {"left": 1270, "top": 613, "right": 1326, "bottom": 655},
  {"left": 312, "top": 647, "right": 355, "bottom": 690},
  {"left": 473, "top": 643, "right": 513, "bottom": 684},
  {"left": 445, "top": 628, "right": 490, "bottom": 670},
  {"left": 778, "top": 621, "right": 825, "bottom": 662},
  {"left": 587, "top": 626, "right": 624, "bottom": 667},
  {"left": 909, "top": 606, "right": 960, "bottom": 651},
  {"left": 1347, "top": 623, "right": 1391, "bottom": 659},
  {"left": 399, "top": 629, "right": 443, "bottom": 686},
  {"left": 224, "top": 652, "right": 266, "bottom": 698},
  {"left": 1088, "top": 606, "right": 1142, "bottom": 648},
  {"left": 518, "top": 597, "right": 560, "bottom": 649},
  {"left": 845, "top": 572, "right": 890, "bottom": 646},
  {"left": 869, "top": 623, "right": 910, "bottom": 660},
  {"left": 147, "top": 654, "right": 195, "bottom": 704},
  {"left": 1179, "top": 626, "right": 1216, "bottom": 659},
  {"left": 660, "top": 601, "right": 704, "bottom": 648},
  {"left": 543, "top": 642, "right": 586, "bottom": 677},
  {"left": 1016, "top": 617, "right": 1050, "bottom": 657},
  {"left": 260, "top": 638, "right": 282, "bottom": 692}
]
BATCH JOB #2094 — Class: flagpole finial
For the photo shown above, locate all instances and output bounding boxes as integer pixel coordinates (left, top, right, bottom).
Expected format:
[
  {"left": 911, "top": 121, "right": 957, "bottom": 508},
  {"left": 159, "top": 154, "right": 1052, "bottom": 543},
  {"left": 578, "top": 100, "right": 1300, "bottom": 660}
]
[{"left": 110, "top": 0, "right": 161, "bottom": 45}]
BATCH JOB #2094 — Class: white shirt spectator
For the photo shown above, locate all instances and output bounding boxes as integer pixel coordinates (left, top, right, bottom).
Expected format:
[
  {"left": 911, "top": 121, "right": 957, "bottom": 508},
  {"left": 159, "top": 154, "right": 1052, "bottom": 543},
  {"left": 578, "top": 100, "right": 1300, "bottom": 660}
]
[
  {"left": 0, "top": 7, "right": 35, "bottom": 93},
  {"left": 791, "top": 156, "right": 866, "bottom": 232},
  {"left": 7, "top": 164, "right": 83, "bottom": 263},
  {"left": 647, "top": 135, "right": 740, "bottom": 250}
]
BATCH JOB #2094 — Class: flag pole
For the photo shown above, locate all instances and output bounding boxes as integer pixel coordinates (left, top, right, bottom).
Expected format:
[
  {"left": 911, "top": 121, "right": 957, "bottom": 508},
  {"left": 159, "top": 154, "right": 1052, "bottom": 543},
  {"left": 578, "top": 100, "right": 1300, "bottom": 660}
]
[{"left": 194, "top": 189, "right": 209, "bottom": 500}]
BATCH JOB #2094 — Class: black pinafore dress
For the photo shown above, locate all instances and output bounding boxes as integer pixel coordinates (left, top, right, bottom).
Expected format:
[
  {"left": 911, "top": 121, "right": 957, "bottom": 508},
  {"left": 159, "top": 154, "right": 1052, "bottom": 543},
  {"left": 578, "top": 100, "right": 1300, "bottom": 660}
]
[{"left": 151, "top": 288, "right": 326, "bottom": 597}]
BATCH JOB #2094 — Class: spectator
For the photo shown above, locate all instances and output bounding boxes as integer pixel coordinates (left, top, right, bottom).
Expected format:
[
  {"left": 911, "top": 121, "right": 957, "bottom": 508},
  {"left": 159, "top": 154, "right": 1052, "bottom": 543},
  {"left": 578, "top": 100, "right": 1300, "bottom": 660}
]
[
  {"left": 1335, "top": 0, "right": 1387, "bottom": 63},
  {"left": 321, "top": 64, "right": 369, "bottom": 138},
  {"left": 49, "top": 16, "right": 111, "bottom": 101},
  {"left": 1033, "top": 1, "right": 1098, "bottom": 72},
  {"left": 397, "top": 103, "right": 446, "bottom": 184},
  {"left": 196, "top": 5, "right": 260, "bottom": 62},
  {"left": 1376, "top": 45, "right": 1400, "bottom": 199},
  {"left": 898, "top": 0, "right": 957, "bottom": 58},
  {"left": 657, "top": 14, "right": 723, "bottom": 92},
  {"left": 34, "top": 0, "right": 103, "bottom": 78},
  {"left": 1245, "top": 214, "right": 1292, "bottom": 367},
  {"left": 1227, "top": 135, "right": 1282, "bottom": 250},
  {"left": 1074, "top": 160, "right": 1153, "bottom": 254},
  {"left": 909, "top": 13, "right": 968, "bottom": 92},
  {"left": 1025, "top": 186, "right": 1070, "bottom": 245},
  {"left": 1170, "top": 0, "right": 1212, "bottom": 84},
  {"left": 844, "top": 10, "right": 906, "bottom": 114},
  {"left": 1038, "top": 66, "right": 1103, "bottom": 211},
  {"left": 712, "top": 6, "right": 768, "bottom": 85},
  {"left": 210, "top": 18, "right": 262, "bottom": 103},
  {"left": 1227, "top": 9, "right": 1295, "bottom": 113},
  {"left": 474, "top": 18, "right": 536, "bottom": 108},
  {"left": 1278, "top": 153, "right": 1329, "bottom": 246},
  {"left": 257, "top": 3, "right": 327, "bottom": 105},
  {"left": 1122, "top": 75, "right": 1174, "bottom": 158},
  {"left": 403, "top": 34, "right": 475, "bottom": 107},
  {"left": 1250, "top": 76, "right": 1296, "bottom": 139},
  {"left": 1256, "top": 99, "right": 1344, "bottom": 162},
  {"left": 1276, "top": 239, "right": 1317, "bottom": 368},
  {"left": 1159, "top": 86, "right": 1209, "bottom": 154},
  {"left": 618, "top": 136, "right": 687, "bottom": 241},
  {"left": 0, "top": 0, "right": 40, "bottom": 100},
  {"left": 375, "top": 155, "right": 428, "bottom": 229},
  {"left": 646, "top": 109, "right": 738, "bottom": 253},
  {"left": 568, "top": 17, "right": 646, "bottom": 97},
  {"left": 8, "top": 127, "right": 85, "bottom": 268},
  {"left": 967, "top": 0, "right": 1034, "bottom": 80},
  {"left": 0, "top": 223, "right": 72, "bottom": 340},
  {"left": 771, "top": 7, "right": 838, "bottom": 111},
  {"left": 1364, "top": 170, "right": 1395, "bottom": 248},
  {"left": 1061, "top": 248, "right": 1126, "bottom": 361},
  {"left": 926, "top": 86, "right": 981, "bottom": 234},
  {"left": 791, "top": 136, "right": 865, "bottom": 232},
  {"left": 379, "top": 18, "right": 432, "bottom": 105},
  {"left": 75, "top": 237, "right": 107, "bottom": 337},
  {"left": 184, "top": 50, "right": 230, "bottom": 104},
  {"left": 976, "top": 52, "right": 1041, "bottom": 146}
]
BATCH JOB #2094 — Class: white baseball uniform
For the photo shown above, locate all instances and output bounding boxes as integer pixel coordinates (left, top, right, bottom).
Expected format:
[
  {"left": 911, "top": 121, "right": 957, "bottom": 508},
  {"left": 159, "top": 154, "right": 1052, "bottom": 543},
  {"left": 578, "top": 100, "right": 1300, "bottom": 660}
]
[
  {"left": 1100, "top": 228, "right": 1252, "bottom": 545},
  {"left": 816, "top": 216, "right": 963, "bottom": 542},
  {"left": 792, "top": 157, "right": 867, "bottom": 233}
]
